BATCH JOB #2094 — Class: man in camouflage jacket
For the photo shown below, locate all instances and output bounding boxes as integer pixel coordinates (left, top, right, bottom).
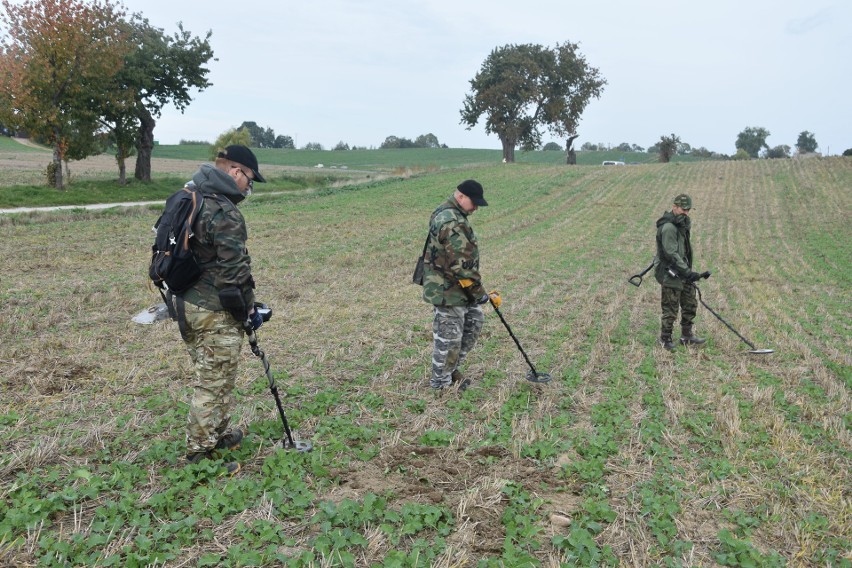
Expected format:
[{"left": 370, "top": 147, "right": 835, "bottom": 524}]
[
  {"left": 175, "top": 145, "right": 267, "bottom": 474},
  {"left": 422, "top": 180, "right": 499, "bottom": 391},
  {"left": 654, "top": 193, "right": 707, "bottom": 350}
]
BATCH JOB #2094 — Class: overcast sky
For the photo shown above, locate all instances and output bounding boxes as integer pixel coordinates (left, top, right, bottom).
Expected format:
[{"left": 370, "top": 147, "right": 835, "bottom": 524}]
[{"left": 109, "top": 0, "right": 849, "bottom": 155}]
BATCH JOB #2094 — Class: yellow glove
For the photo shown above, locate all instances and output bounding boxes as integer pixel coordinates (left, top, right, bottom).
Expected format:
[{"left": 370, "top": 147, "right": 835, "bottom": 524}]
[
  {"left": 458, "top": 278, "right": 475, "bottom": 288},
  {"left": 488, "top": 290, "right": 502, "bottom": 309}
]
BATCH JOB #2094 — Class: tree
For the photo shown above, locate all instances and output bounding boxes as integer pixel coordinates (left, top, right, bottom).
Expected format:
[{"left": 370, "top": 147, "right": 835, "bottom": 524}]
[
  {"left": 240, "top": 121, "right": 274, "bottom": 148},
  {"left": 658, "top": 133, "right": 680, "bottom": 163},
  {"left": 580, "top": 142, "right": 598, "bottom": 151},
  {"left": 795, "top": 131, "right": 818, "bottom": 154},
  {"left": 843, "top": 148, "right": 852, "bottom": 157},
  {"left": 380, "top": 135, "right": 415, "bottom": 149},
  {"left": 414, "top": 133, "right": 440, "bottom": 148},
  {"left": 735, "top": 126, "right": 770, "bottom": 159},
  {"left": 765, "top": 144, "right": 791, "bottom": 159},
  {"left": 615, "top": 142, "right": 632, "bottom": 152},
  {"left": 302, "top": 142, "right": 323, "bottom": 151},
  {"left": 116, "top": 15, "right": 214, "bottom": 182},
  {"left": 209, "top": 127, "right": 250, "bottom": 159},
  {"left": 333, "top": 141, "right": 350, "bottom": 151},
  {"left": 460, "top": 42, "right": 605, "bottom": 163},
  {"left": 0, "top": 0, "right": 129, "bottom": 189},
  {"left": 542, "top": 141, "right": 562, "bottom": 151},
  {"left": 273, "top": 135, "right": 294, "bottom": 149}
]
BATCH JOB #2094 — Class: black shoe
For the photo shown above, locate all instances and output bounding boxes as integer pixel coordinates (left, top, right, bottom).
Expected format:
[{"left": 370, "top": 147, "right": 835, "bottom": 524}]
[
  {"left": 215, "top": 428, "right": 244, "bottom": 451},
  {"left": 451, "top": 370, "right": 472, "bottom": 392},
  {"left": 186, "top": 450, "right": 241, "bottom": 475},
  {"left": 659, "top": 335, "right": 676, "bottom": 351}
]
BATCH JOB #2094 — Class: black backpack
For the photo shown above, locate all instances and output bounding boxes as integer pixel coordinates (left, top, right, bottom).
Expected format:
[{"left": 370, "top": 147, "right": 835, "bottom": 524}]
[{"left": 149, "top": 184, "right": 204, "bottom": 293}]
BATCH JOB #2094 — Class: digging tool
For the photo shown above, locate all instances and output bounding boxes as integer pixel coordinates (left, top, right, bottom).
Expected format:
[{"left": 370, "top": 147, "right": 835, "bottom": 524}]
[
  {"left": 693, "top": 284, "right": 774, "bottom": 355},
  {"left": 489, "top": 297, "right": 552, "bottom": 383},
  {"left": 628, "top": 261, "right": 655, "bottom": 287}
]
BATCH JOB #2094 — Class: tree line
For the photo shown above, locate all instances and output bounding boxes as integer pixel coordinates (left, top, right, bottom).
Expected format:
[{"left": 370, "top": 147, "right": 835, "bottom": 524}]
[{"left": 0, "top": 0, "right": 214, "bottom": 189}]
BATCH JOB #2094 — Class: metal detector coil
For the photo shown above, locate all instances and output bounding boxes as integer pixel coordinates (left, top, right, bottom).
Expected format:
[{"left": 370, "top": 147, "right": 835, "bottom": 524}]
[{"left": 526, "top": 370, "right": 552, "bottom": 383}]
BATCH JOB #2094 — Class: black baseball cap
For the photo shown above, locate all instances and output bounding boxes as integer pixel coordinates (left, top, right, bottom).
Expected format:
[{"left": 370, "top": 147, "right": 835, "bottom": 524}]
[
  {"left": 457, "top": 179, "right": 488, "bottom": 206},
  {"left": 218, "top": 145, "right": 266, "bottom": 183}
]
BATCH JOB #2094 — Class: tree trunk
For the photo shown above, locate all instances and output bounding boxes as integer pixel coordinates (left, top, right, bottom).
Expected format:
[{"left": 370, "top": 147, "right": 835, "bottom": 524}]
[
  {"left": 134, "top": 108, "right": 156, "bottom": 181},
  {"left": 500, "top": 137, "right": 516, "bottom": 163},
  {"left": 117, "top": 155, "right": 127, "bottom": 185},
  {"left": 52, "top": 142, "right": 64, "bottom": 190},
  {"left": 565, "top": 135, "right": 579, "bottom": 165}
]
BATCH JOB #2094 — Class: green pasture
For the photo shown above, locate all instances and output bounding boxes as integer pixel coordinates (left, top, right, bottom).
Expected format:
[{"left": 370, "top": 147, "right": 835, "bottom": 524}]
[{"left": 0, "top": 157, "right": 849, "bottom": 566}]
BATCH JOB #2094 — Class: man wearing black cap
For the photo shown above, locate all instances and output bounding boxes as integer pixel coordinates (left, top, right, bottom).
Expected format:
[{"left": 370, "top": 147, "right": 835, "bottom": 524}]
[
  {"left": 174, "top": 144, "right": 266, "bottom": 474},
  {"left": 421, "top": 180, "right": 500, "bottom": 392},
  {"left": 654, "top": 193, "right": 706, "bottom": 350}
]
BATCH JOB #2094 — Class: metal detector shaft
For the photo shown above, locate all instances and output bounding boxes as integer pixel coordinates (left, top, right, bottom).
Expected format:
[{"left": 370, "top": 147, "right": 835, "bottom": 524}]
[
  {"left": 693, "top": 284, "right": 756, "bottom": 350},
  {"left": 247, "top": 331, "right": 298, "bottom": 448},
  {"left": 490, "top": 299, "right": 539, "bottom": 375}
]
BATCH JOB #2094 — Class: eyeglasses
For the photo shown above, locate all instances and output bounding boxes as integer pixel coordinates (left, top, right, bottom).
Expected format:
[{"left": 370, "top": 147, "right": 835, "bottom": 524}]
[{"left": 233, "top": 166, "right": 253, "bottom": 190}]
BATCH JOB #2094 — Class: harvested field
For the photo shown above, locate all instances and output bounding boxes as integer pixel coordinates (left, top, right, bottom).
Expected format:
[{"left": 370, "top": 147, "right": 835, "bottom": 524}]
[{"left": 1, "top": 156, "right": 850, "bottom": 566}]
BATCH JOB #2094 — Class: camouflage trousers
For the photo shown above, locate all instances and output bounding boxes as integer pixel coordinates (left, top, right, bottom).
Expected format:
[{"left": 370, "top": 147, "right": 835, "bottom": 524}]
[
  {"left": 660, "top": 283, "right": 698, "bottom": 336},
  {"left": 431, "top": 305, "right": 484, "bottom": 389},
  {"left": 181, "top": 303, "right": 244, "bottom": 454}
]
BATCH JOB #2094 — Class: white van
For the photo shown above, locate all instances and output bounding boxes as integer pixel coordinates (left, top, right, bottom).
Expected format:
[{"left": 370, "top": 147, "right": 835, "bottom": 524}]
[{"left": 602, "top": 160, "right": 625, "bottom": 166}]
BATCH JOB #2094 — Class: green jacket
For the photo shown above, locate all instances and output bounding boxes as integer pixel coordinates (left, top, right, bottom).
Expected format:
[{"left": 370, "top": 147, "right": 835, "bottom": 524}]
[
  {"left": 654, "top": 210, "right": 693, "bottom": 290},
  {"left": 422, "top": 196, "right": 486, "bottom": 306},
  {"left": 181, "top": 164, "right": 256, "bottom": 311}
]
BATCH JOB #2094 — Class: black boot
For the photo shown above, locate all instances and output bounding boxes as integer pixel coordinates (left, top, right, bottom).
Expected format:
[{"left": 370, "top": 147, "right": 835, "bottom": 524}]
[
  {"left": 680, "top": 326, "right": 706, "bottom": 346},
  {"left": 659, "top": 334, "right": 676, "bottom": 351},
  {"left": 186, "top": 450, "right": 240, "bottom": 476}
]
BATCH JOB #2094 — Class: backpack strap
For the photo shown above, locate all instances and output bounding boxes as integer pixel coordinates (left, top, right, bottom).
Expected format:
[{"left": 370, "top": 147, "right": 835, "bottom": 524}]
[{"left": 161, "top": 289, "right": 189, "bottom": 341}]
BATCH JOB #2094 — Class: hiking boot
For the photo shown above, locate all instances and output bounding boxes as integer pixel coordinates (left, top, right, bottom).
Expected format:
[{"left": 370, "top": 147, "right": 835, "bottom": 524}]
[
  {"left": 215, "top": 428, "right": 244, "bottom": 451},
  {"left": 186, "top": 450, "right": 241, "bottom": 476},
  {"left": 680, "top": 326, "right": 706, "bottom": 346},
  {"left": 659, "top": 334, "right": 676, "bottom": 351},
  {"left": 452, "top": 370, "right": 472, "bottom": 393}
]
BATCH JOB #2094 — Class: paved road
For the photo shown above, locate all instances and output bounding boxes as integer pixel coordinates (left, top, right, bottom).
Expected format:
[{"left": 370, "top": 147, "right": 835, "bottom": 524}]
[{"left": 0, "top": 200, "right": 161, "bottom": 215}]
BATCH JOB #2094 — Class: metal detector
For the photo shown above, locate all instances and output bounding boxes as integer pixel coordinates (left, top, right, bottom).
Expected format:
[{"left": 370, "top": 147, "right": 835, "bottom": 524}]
[
  {"left": 693, "top": 284, "right": 774, "bottom": 355},
  {"left": 489, "top": 298, "right": 552, "bottom": 383},
  {"left": 245, "top": 305, "right": 313, "bottom": 452},
  {"left": 628, "top": 261, "right": 655, "bottom": 287}
]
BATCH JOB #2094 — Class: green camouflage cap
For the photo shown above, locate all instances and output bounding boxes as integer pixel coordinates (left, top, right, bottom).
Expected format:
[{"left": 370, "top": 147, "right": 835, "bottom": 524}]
[{"left": 673, "top": 194, "right": 692, "bottom": 210}]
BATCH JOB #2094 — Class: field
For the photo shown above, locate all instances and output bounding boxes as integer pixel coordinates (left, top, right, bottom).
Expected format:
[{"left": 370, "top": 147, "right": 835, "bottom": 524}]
[{"left": 1, "top": 154, "right": 850, "bottom": 566}]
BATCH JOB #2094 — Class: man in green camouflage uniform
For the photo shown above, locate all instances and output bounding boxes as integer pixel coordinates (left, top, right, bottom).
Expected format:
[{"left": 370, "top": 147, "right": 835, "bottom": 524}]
[
  {"left": 172, "top": 145, "right": 267, "bottom": 474},
  {"left": 422, "top": 180, "right": 500, "bottom": 391},
  {"left": 654, "top": 194, "right": 707, "bottom": 351}
]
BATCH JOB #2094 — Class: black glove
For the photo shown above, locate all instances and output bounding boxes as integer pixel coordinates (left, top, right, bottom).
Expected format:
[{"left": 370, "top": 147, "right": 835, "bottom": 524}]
[
  {"left": 476, "top": 294, "right": 489, "bottom": 305},
  {"left": 687, "top": 271, "right": 701, "bottom": 282},
  {"left": 249, "top": 310, "right": 263, "bottom": 330}
]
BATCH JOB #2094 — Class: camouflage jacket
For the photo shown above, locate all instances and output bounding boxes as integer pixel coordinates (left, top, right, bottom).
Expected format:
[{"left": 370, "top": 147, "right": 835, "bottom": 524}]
[
  {"left": 181, "top": 164, "right": 256, "bottom": 311},
  {"left": 422, "top": 196, "right": 486, "bottom": 306},
  {"left": 654, "top": 210, "right": 693, "bottom": 290}
]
